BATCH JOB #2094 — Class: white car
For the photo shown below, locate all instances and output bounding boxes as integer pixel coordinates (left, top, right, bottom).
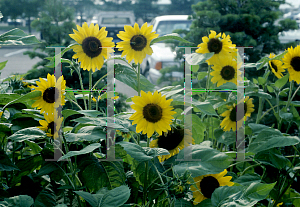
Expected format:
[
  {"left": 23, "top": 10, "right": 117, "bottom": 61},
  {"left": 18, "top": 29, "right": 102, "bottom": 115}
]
[{"left": 140, "top": 15, "right": 192, "bottom": 85}]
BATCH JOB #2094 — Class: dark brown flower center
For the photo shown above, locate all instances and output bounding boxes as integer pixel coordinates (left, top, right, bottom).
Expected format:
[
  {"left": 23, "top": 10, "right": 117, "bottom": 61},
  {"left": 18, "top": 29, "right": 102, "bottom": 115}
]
[
  {"left": 48, "top": 121, "right": 55, "bottom": 135},
  {"left": 143, "top": 103, "right": 162, "bottom": 123},
  {"left": 200, "top": 176, "right": 220, "bottom": 198},
  {"left": 130, "top": 35, "right": 147, "bottom": 51},
  {"left": 43, "top": 87, "right": 59, "bottom": 103},
  {"left": 82, "top": 37, "right": 102, "bottom": 58},
  {"left": 291, "top": 56, "right": 300, "bottom": 72},
  {"left": 270, "top": 61, "right": 278, "bottom": 72},
  {"left": 207, "top": 38, "right": 222, "bottom": 54},
  {"left": 229, "top": 102, "right": 248, "bottom": 122},
  {"left": 157, "top": 127, "right": 184, "bottom": 150},
  {"left": 221, "top": 65, "right": 235, "bottom": 81}
]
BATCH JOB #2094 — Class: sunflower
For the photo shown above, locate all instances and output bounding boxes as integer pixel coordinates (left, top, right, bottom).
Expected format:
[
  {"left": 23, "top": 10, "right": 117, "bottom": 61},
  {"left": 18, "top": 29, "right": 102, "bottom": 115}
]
[
  {"left": 210, "top": 58, "right": 242, "bottom": 87},
  {"left": 195, "top": 30, "right": 237, "bottom": 65},
  {"left": 129, "top": 90, "right": 176, "bottom": 138},
  {"left": 190, "top": 169, "right": 234, "bottom": 204},
  {"left": 37, "top": 112, "right": 63, "bottom": 138},
  {"left": 116, "top": 22, "right": 159, "bottom": 64},
  {"left": 282, "top": 45, "right": 300, "bottom": 84},
  {"left": 150, "top": 126, "right": 194, "bottom": 162},
  {"left": 69, "top": 22, "right": 115, "bottom": 72},
  {"left": 31, "top": 74, "right": 66, "bottom": 114},
  {"left": 268, "top": 53, "right": 285, "bottom": 79},
  {"left": 220, "top": 96, "right": 254, "bottom": 131}
]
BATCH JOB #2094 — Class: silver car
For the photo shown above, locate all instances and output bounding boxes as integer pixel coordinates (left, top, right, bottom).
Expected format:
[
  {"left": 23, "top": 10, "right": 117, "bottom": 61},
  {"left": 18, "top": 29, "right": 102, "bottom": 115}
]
[{"left": 140, "top": 15, "right": 192, "bottom": 86}]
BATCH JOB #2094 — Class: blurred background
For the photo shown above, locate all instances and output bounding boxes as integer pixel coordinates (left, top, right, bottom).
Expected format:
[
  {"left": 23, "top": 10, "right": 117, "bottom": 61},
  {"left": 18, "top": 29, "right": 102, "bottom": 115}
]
[{"left": 0, "top": 0, "right": 300, "bottom": 91}]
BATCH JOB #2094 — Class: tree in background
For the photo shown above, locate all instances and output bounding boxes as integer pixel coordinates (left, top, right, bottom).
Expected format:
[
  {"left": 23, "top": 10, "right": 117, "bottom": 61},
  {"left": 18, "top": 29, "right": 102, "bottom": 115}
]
[
  {"left": 0, "top": 0, "right": 44, "bottom": 33},
  {"left": 63, "top": 0, "right": 96, "bottom": 25},
  {"left": 167, "top": 0, "right": 194, "bottom": 15},
  {"left": 185, "top": 0, "right": 298, "bottom": 63}
]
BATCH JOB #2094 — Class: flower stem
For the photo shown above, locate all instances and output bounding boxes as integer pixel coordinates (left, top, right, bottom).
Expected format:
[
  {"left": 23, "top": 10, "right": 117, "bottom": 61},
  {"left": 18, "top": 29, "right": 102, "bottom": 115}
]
[
  {"left": 88, "top": 70, "right": 92, "bottom": 110},
  {"left": 137, "top": 63, "right": 141, "bottom": 96},
  {"left": 285, "top": 80, "right": 294, "bottom": 109},
  {"left": 92, "top": 73, "right": 107, "bottom": 90},
  {"left": 206, "top": 65, "right": 211, "bottom": 99},
  {"left": 286, "top": 81, "right": 300, "bottom": 110},
  {"left": 74, "top": 66, "right": 87, "bottom": 110}
]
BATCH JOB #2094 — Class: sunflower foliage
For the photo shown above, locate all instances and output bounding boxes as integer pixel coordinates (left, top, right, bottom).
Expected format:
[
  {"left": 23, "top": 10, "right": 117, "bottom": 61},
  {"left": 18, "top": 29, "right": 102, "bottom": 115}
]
[{"left": 1, "top": 20, "right": 300, "bottom": 207}]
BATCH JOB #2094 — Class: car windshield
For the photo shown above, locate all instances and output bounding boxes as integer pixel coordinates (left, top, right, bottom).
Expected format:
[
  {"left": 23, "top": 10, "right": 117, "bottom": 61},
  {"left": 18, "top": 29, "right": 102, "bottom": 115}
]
[
  {"left": 156, "top": 20, "right": 192, "bottom": 36},
  {"left": 101, "top": 17, "right": 131, "bottom": 24}
]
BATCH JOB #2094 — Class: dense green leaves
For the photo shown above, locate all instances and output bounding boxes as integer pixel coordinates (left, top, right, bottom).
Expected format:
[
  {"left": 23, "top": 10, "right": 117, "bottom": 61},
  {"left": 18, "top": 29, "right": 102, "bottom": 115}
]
[
  {"left": 0, "top": 150, "right": 19, "bottom": 171},
  {"left": 65, "top": 126, "right": 106, "bottom": 142},
  {"left": 0, "top": 195, "right": 34, "bottom": 207}
]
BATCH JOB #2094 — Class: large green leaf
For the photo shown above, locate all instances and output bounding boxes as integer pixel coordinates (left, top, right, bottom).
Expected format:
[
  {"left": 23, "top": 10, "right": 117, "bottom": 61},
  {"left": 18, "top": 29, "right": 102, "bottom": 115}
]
[
  {"left": 58, "top": 143, "right": 101, "bottom": 161},
  {"left": 0, "top": 28, "right": 40, "bottom": 45},
  {"left": 8, "top": 127, "right": 46, "bottom": 142},
  {"left": 214, "top": 129, "right": 236, "bottom": 145},
  {"left": 174, "top": 145, "right": 231, "bottom": 177},
  {"left": 185, "top": 114, "right": 205, "bottom": 144},
  {"left": 12, "top": 155, "right": 43, "bottom": 185},
  {"left": 248, "top": 128, "right": 300, "bottom": 153},
  {"left": 115, "top": 63, "right": 154, "bottom": 92},
  {"left": 274, "top": 74, "right": 289, "bottom": 89},
  {"left": 211, "top": 182, "right": 276, "bottom": 206},
  {"left": 254, "top": 149, "right": 292, "bottom": 170},
  {"left": 34, "top": 187, "right": 56, "bottom": 207},
  {"left": 75, "top": 185, "right": 130, "bottom": 207},
  {"left": 65, "top": 126, "right": 106, "bottom": 142},
  {"left": 117, "top": 142, "right": 169, "bottom": 162},
  {"left": 185, "top": 52, "right": 214, "bottom": 65},
  {"left": 78, "top": 156, "right": 126, "bottom": 192},
  {"left": 245, "top": 89, "right": 272, "bottom": 99},
  {"left": 0, "top": 150, "right": 19, "bottom": 171},
  {"left": 2, "top": 91, "right": 41, "bottom": 111},
  {"left": 171, "top": 94, "right": 217, "bottom": 116},
  {"left": 1, "top": 195, "right": 34, "bottom": 207},
  {"left": 150, "top": 33, "right": 193, "bottom": 45},
  {"left": 73, "top": 116, "right": 130, "bottom": 132}
]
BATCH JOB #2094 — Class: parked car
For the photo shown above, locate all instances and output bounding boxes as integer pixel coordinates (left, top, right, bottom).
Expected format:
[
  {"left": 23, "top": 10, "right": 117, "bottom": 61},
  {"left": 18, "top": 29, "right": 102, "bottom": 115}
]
[
  {"left": 95, "top": 11, "right": 135, "bottom": 44},
  {"left": 140, "top": 15, "right": 192, "bottom": 85}
]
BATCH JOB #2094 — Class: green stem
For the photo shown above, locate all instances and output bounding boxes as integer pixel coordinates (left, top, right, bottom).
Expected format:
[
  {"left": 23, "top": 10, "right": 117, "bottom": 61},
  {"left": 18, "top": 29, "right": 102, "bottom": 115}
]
[
  {"left": 143, "top": 138, "right": 151, "bottom": 205},
  {"left": 68, "top": 98, "right": 83, "bottom": 110},
  {"left": 205, "top": 65, "right": 211, "bottom": 99},
  {"left": 137, "top": 63, "right": 141, "bottom": 96},
  {"left": 74, "top": 66, "right": 87, "bottom": 110},
  {"left": 285, "top": 80, "right": 294, "bottom": 109},
  {"left": 240, "top": 163, "right": 261, "bottom": 176},
  {"left": 91, "top": 73, "right": 108, "bottom": 90},
  {"left": 88, "top": 70, "right": 92, "bottom": 110},
  {"left": 257, "top": 99, "right": 277, "bottom": 124},
  {"left": 287, "top": 82, "right": 300, "bottom": 109}
]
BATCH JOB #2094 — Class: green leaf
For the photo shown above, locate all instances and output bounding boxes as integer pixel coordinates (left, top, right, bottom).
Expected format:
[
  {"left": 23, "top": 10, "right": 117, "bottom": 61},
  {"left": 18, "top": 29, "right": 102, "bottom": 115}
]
[
  {"left": 2, "top": 90, "right": 41, "bottom": 111},
  {"left": 174, "top": 145, "right": 231, "bottom": 177},
  {"left": 214, "top": 129, "right": 236, "bottom": 145},
  {"left": 192, "top": 65, "right": 200, "bottom": 73},
  {"left": 174, "top": 199, "right": 193, "bottom": 207},
  {"left": 0, "top": 28, "right": 40, "bottom": 45},
  {"left": 150, "top": 33, "right": 193, "bottom": 45},
  {"left": 3, "top": 195, "right": 34, "bottom": 207},
  {"left": 65, "top": 126, "right": 106, "bottom": 142},
  {"left": 256, "top": 57, "right": 269, "bottom": 70},
  {"left": 248, "top": 123, "right": 269, "bottom": 134},
  {"left": 0, "top": 150, "right": 19, "bottom": 171},
  {"left": 197, "top": 72, "right": 208, "bottom": 80},
  {"left": 258, "top": 77, "right": 266, "bottom": 85},
  {"left": 245, "top": 89, "right": 272, "bottom": 99},
  {"left": 267, "top": 85, "right": 274, "bottom": 93},
  {"left": 34, "top": 187, "right": 56, "bottom": 207},
  {"left": 75, "top": 185, "right": 130, "bottom": 207},
  {"left": 185, "top": 52, "right": 214, "bottom": 65},
  {"left": 0, "top": 60, "right": 8, "bottom": 71},
  {"left": 115, "top": 63, "right": 154, "bottom": 92},
  {"left": 12, "top": 155, "right": 43, "bottom": 185},
  {"left": 274, "top": 74, "right": 289, "bottom": 89},
  {"left": 233, "top": 174, "right": 262, "bottom": 186},
  {"left": 58, "top": 143, "right": 101, "bottom": 161},
  {"left": 24, "top": 140, "right": 42, "bottom": 154},
  {"left": 8, "top": 127, "right": 46, "bottom": 142},
  {"left": 117, "top": 142, "right": 157, "bottom": 162},
  {"left": 186, "top": 114, "right": 205, "bottom": 144},
  {"left": 255, "top": 149, "right": 291, "bottom": 170},
  {"left": 78, "top": 156, "right": 126, "bottom": 192},
  {"left": 248, "top": 128, "right": 300, "bottom": 153}
]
